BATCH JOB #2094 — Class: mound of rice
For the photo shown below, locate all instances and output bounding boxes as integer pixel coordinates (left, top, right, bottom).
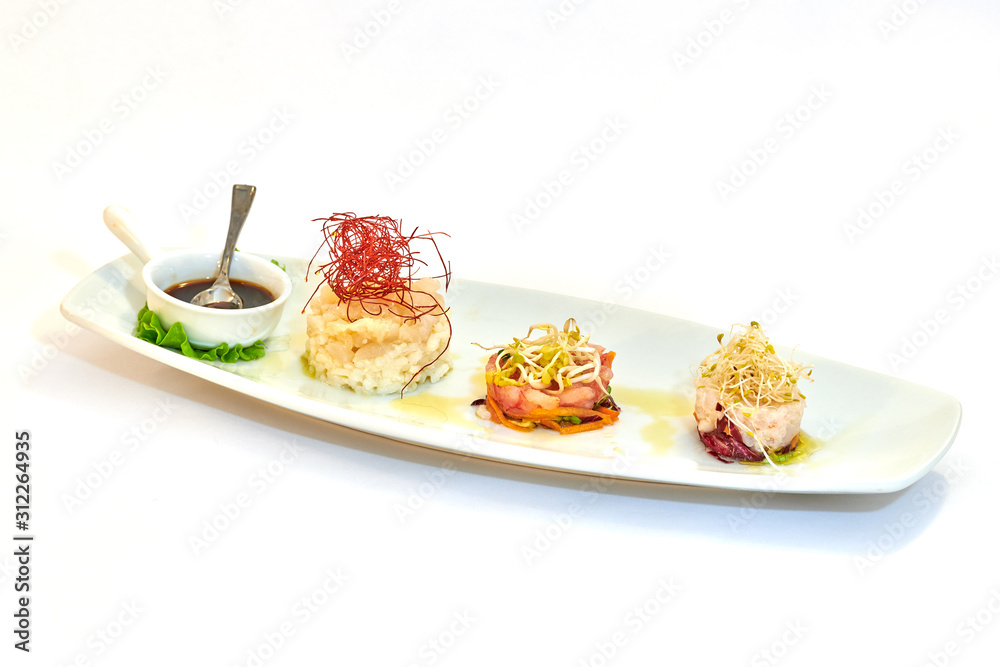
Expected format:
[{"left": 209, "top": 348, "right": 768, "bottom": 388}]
[{"left": 304, "top": 277, "right": 452, "bottom": 395}]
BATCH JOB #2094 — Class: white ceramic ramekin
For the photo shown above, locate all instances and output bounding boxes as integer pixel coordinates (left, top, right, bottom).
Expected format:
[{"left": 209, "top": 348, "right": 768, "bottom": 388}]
[{"left": 142, "top": 249, "right": 292, "bottom": 348}]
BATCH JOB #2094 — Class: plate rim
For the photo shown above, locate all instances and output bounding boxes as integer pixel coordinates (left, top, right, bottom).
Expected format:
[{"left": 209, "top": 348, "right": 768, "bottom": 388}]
[{"left": 59, "top": 252, "right": 963, "bottom": 495}]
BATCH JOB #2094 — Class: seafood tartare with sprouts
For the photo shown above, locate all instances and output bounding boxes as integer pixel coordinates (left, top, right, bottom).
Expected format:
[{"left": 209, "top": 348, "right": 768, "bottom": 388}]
[
  {"left": 475, "top": 319, "right": 620, "bottom": 434},
  {"left": 694, "top": 321, "right": 812, "bottom": 465}
]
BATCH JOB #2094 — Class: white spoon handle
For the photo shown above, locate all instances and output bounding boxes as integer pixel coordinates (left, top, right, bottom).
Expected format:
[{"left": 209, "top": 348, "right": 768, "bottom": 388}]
[{"left": 103, "top": 205, "right": 155, "bottom": 264}]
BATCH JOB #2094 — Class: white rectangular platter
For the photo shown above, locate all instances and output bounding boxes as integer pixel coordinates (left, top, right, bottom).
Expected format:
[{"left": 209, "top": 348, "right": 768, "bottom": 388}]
[{"left": 60, "top": 254, "right": 962, "bottom": 494}]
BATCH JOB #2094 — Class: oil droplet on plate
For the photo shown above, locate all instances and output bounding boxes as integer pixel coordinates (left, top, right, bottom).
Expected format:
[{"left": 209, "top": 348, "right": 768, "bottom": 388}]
[
  {"left": 737, "top": 431, "right": 824, "bottom": 467},
  {"left": 610, "top": 386, "right": 693, "bottom": 455},
  {"left": 390, "top": 392, "right": 481, "bottom": 429}
]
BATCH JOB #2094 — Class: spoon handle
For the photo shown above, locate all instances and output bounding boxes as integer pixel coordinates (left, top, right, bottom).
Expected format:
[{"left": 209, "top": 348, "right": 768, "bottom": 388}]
[
  {"left": 217, "top": 184, "right": 256, "bottom": 283},
  {"left": 103, "top": 205, "right": 155, "bottom": 264}
]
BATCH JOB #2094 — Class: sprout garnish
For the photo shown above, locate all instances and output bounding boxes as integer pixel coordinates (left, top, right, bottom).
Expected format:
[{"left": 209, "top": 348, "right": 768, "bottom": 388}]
[
  {"left": 697, "top": 321, "right": 813, "bottom": 467},
  {"left": 478, "top": 318, "right": 608, "bottom": 395}
]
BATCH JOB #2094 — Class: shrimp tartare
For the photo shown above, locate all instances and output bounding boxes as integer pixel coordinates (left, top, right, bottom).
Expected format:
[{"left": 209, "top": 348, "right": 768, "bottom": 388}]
[
  {"left": 475, "top": 319, "right": 620, "bottom": 434},
  {"left": 695, "top": 321, "right": 812, "bottom": 465}
]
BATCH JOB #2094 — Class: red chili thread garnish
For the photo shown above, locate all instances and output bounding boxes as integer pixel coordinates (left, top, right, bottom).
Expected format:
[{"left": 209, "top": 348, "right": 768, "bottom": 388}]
[{"left": 304, "top": 212, "right": 453, "bottom": 394}]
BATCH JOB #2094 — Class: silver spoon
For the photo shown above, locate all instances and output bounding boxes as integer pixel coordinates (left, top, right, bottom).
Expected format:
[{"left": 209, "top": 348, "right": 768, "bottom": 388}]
[{"left": 191, "top": 184, "right": 256, "bottom": 309}]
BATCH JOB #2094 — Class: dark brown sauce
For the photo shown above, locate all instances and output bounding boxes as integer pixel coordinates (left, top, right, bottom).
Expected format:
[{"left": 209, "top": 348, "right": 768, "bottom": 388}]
[{"left": 164, "top": 278, "right": 275, "bottom": 309}]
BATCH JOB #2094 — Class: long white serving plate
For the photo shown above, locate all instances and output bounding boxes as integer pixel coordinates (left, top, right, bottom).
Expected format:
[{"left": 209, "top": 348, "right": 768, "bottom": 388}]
[{"left": 60, "top": 254, "right": 962, "bottom": 494}]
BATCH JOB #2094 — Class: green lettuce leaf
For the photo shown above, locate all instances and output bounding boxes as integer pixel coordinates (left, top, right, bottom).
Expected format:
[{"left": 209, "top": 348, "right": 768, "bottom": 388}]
[{"left": 135, "top": 304, "right": 267, "bottom": 362}]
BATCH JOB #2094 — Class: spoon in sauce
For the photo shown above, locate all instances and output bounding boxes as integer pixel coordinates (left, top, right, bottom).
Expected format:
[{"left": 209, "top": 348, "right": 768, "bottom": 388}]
[{"left": 191, "top": 184, "right": 256, "bottom": 309}]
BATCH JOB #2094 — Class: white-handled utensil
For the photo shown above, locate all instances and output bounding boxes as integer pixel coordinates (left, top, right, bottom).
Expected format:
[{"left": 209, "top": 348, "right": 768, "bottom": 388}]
[{"left": 102, "top": 205, "right": 156, "bottom": 264}]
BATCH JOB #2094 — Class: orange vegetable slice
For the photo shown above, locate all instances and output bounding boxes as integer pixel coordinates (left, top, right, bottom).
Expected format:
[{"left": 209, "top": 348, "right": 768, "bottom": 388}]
[{"left": 486, "top": 395, "right": 534, "bottom": 433}]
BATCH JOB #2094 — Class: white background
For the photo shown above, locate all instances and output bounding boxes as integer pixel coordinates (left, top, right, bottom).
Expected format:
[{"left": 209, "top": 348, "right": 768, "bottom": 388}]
[{"left": 3, "top": 0, "right": 999, "bottom": 665}]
